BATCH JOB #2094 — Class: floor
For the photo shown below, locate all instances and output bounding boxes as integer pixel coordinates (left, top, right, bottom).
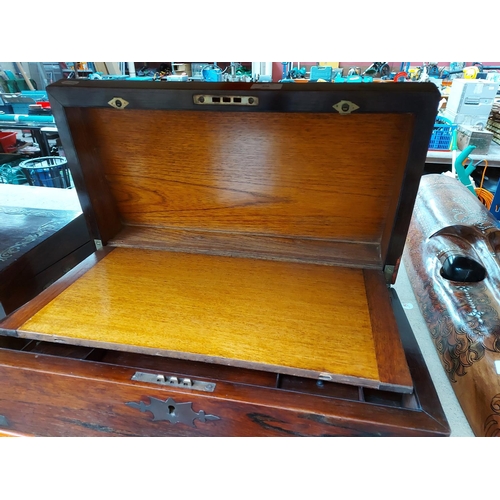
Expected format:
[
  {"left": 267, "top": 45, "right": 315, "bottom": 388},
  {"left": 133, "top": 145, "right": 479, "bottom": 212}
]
[{"left": 394, "top": 259, "right": 474, "bottom": 436}]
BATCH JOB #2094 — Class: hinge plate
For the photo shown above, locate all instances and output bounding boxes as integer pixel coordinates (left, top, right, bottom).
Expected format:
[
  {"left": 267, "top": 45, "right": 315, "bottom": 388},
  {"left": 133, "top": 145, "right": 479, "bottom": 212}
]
[
  {"left": 131, "top": 371, "right": 216, "bottom": 392},
  {"left": 384, "top": 265, "right": 395, "bottom": 284}
]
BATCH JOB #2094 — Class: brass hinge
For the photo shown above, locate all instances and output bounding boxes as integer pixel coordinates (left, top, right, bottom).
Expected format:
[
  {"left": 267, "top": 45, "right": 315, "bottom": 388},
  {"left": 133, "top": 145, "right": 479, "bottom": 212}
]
[{"left": 384, "top": 265, "right": 395, "bottom": 285}]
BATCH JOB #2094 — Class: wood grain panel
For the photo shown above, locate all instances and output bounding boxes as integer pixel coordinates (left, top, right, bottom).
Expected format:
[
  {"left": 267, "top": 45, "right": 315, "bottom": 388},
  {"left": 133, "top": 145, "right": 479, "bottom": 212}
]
[
  {"left": 364, "top": 269, "right": 413, "bottom": 392},
  {"left": 0, "top": 345, "right": 446, "bottom": 436},
  {"left": 109, "top": 225, "right": 382, "bottom": 267},
  {"left": 0, "top": 249, "right": 113, "bottom": 333},
  {"left": 18, "top": 248, "right": 389, "bottom": 387},
  {"left": 85, "top": 109, "right": 412, "bottom": 246},
  {"left": 63, "top": 106, "right": 123, "bottom": 243}
]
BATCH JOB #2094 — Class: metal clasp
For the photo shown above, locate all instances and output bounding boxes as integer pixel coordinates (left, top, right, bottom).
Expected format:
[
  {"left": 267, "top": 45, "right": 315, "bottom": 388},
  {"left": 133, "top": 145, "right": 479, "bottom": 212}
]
[{"left": 131, "top": 371, "right": 216, "bottom": 392}]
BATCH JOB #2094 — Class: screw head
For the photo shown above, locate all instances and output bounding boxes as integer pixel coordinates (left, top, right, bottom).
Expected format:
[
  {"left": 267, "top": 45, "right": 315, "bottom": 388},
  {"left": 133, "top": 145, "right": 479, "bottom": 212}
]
[
  {"left": 248, "top": 97, "right": 255, "bottom": 104},
  {"left": 198, "top": 96, "right": 205, "bottom": 103}
]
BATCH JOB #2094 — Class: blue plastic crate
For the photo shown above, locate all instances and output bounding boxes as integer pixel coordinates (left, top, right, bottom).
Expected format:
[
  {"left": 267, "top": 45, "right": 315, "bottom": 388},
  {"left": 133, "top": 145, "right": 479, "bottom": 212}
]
[
  {"left": 429, "top": 120, "right": 456, "bottom": 150},
  {"left": 11, "top": 103, "right": 32, "bottom": 114}
]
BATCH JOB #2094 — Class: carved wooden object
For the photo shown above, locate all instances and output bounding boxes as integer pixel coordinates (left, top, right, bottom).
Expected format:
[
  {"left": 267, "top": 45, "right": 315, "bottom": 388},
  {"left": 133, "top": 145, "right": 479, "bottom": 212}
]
[{"left": 405, "top": 174, "right": 500, "bottom": 437}]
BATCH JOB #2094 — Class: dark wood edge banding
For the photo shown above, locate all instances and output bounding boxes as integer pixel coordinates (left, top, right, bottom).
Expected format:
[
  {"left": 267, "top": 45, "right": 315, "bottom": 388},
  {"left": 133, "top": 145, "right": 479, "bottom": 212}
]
[
  {"left": 389, "top": 288, "right": 450, "bottom": 432},
  {"left": 364, "top": 269, "right": 414, "bottom": 392}
]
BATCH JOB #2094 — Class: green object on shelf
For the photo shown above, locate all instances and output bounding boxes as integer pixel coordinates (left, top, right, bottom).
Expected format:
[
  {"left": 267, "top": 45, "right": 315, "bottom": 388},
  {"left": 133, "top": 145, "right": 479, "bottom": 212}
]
[
  {"left": 450, "top": 127, "right": 458, "bottom": 151},
  {"left": 455, "top": 145, "right": 477, "bottom": 194}
]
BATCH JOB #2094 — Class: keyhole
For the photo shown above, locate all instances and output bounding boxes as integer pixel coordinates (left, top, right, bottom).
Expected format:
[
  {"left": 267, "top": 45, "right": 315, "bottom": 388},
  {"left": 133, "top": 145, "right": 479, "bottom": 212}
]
[{"left": 168, "top": 405, "right": 176, "bottom": 416}]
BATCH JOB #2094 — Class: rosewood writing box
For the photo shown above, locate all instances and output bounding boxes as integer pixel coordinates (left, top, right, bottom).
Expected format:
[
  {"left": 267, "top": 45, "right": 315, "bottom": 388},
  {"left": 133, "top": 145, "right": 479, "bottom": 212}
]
[{"left": 0, "top": 81, "right": 450, "bottom": 436}]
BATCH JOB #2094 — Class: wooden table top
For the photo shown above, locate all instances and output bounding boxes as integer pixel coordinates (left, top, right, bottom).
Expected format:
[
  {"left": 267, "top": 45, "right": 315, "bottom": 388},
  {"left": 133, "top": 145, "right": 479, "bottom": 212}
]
[
  {"left": 0, "top": 183, "right": 81, "bottom": 211},
  {"left": 0, "top": 185, "right": 82, "bottom": 270}
]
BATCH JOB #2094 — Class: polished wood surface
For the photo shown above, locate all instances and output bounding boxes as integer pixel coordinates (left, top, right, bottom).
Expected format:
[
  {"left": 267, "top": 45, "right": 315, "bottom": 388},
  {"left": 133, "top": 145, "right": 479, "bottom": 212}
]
[
  {"left": 0, "top": 184, "right": 93, "bottom": 315},
  {"left": 0, "top": 249, "right": 112, "bottom": 332},
  {"left": 405, "top": 174, "right": 500, "bottom": 437},
  {"left": 0, "top": 216, "right": 93, "bottom": 316},
  {"left": 0, "top": 430, "right": 31, "bottom": 437},
  {"left": 0, "top": 204, "right": 79, "bottom": 267},
  {"left": 0, "top": 82, "right": 445, "bottom": 436},
  {"left": 16, "top": 247, "right": 409, "bottom": 390},
  {"left": 109, "top": 225, "right": 381, "bottom": 268},
  {"left": 364, "top": 270, "right": 413, "bottom": 391},
  {"left": 77, "top": 109, "right": 412, "bottom": 266},
  {"left": 0, "top": 313, "right": 448, "bottom": 436}
]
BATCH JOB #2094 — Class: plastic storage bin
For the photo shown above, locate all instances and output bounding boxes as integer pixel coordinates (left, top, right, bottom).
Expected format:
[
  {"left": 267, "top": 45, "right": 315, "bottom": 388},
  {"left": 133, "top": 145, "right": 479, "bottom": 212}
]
[
  {"left": 0, "top": 131, "right": 17, "bottom": 153},
  {"left": 310, "top": 66, "right": 333, "bottom": 82},
  {"left": 19, "top": 156, "right": 71, "bottom": 188},
  {"left": 429, "top": 117, "right": 457, "bottom": 151}
]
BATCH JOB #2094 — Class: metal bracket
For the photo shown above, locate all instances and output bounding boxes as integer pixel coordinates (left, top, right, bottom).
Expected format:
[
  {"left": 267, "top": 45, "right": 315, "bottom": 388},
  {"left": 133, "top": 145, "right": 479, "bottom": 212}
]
[
  {"left": 108, "top": 97, "right": 129, "bottom": 109},
  {"left": 131, "top": 371, "right": 216, "bottom": 392},
  {"left": 94, "top": 239, "right": 103, "bottom": 250},
  {"left": 333, "top": 100, "right": 360, "bottom": 115},
  {"left": 384, "top": 265, "right": 395, "bottom": 284}
]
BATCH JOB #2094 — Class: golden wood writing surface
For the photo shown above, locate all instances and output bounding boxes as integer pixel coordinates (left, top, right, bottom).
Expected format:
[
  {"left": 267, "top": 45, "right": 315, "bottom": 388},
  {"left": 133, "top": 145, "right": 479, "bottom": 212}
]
[
  {"left": 82, "top": 110, "right": 412, "bottom": 250},
  {"left": 16, "top": 248, "right": 407, "bottom": 387}
]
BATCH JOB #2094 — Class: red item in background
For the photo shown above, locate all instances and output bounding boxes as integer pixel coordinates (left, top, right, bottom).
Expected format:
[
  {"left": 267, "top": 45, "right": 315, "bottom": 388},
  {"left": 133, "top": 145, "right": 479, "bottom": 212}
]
[{"left": 0, "top": 131, "right": 17, "bottom": 153}]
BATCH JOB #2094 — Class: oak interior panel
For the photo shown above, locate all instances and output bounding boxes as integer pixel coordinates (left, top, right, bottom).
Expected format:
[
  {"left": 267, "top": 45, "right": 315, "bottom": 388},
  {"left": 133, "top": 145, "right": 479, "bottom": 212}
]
[
  {"left": 80, "top": 110, "right": 412, "bottom": 253},
  {"left": 107, "top": 225, "right": 382, "bottom": 267},
  {"left": 17, "top": 248, "right": 411, "bottom": 390}
]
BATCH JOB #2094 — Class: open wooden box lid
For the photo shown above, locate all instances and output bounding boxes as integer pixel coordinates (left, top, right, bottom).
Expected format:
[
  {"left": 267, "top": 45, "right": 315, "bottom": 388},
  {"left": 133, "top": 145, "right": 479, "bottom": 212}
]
[{"left": 4, "top": 81, "right": 440, "bottom": 393}]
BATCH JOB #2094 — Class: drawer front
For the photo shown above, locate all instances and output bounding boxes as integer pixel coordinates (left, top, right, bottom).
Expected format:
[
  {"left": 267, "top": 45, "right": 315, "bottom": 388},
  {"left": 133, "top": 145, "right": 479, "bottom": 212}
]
[
  {"left": 0, "top": 349, "right": 447, "bottom": 437},
  {"left": 0, "top": 363, "right": 376, "bottom": 437}
]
